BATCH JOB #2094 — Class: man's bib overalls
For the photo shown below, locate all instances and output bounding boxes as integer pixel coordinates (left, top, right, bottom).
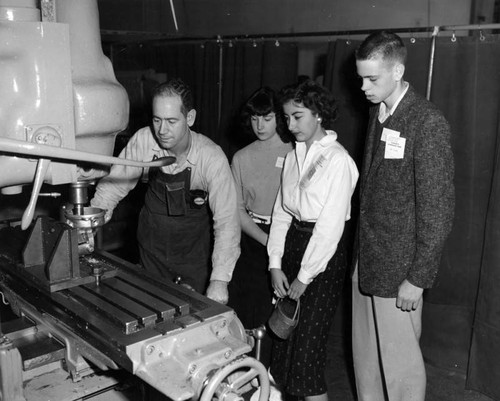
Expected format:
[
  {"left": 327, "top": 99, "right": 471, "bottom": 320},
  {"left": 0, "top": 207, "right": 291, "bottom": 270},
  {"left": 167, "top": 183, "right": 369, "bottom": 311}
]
[{"left": 137, "top": 166, "right": 211, "bottom": 292}]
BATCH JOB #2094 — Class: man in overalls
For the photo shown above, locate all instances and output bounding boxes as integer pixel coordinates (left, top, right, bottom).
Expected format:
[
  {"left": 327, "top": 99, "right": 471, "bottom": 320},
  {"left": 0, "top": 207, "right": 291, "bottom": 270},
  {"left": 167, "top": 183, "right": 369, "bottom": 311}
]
[{"left": 91, "top": 78, "right": 240, "bottom": 304}]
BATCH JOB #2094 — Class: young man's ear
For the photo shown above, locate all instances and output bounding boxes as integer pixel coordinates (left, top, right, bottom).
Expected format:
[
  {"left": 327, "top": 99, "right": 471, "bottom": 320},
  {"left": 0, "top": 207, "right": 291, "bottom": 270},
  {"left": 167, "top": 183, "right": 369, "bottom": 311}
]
[
  {"left": 393, "top": 63, "right": 405, "bottom": 82},
  {"left": 187, "top": 109, "right": 197, "bottom": 127}
]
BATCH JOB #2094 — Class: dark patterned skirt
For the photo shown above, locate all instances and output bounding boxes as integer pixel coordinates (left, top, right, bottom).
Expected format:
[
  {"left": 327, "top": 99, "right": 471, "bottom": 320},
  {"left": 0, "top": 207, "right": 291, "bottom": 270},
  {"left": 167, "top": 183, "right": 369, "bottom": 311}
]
[{"left": 270, "top": 219, "right": 347, "bottom": 397}]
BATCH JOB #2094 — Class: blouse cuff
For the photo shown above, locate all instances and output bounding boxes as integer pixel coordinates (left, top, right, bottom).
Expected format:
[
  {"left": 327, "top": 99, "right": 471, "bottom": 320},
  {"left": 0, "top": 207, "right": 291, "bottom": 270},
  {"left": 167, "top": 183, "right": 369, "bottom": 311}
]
[{"left": 297, "top": 269, "right": 314, "bottom": 285}]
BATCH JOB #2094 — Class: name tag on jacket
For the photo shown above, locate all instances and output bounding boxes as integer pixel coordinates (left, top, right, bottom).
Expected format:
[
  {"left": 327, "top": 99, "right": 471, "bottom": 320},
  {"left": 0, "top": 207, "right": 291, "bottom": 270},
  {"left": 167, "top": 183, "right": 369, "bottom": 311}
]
[{"left": 382, "top": 128, "right": 406, "bottom": 159}]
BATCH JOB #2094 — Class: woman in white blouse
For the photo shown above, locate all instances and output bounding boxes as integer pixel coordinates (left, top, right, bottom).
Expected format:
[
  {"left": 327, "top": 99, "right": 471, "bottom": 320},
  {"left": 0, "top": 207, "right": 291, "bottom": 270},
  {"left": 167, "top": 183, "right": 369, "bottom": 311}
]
[{"left": 267, "top": 79, "right": 359, "bottom": 401}]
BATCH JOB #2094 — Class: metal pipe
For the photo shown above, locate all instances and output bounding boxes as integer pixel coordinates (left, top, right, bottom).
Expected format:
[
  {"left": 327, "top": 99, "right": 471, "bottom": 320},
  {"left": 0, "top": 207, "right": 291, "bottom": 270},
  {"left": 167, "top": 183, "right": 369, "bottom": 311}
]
[
  {"left": 440, "top": 23, "right": 500, "bottom": 31},
  {"left": 0, "top": 137, "right": 175, "bottom": 168},
  {"left": 217, "top": 38, "right": 223, "bottom": 128},
  {"left": 426, "top": 26, "right": 439, "bottom": 101},
  {"left": 105, "top": 23, "right": 500, "bottom": 46}
]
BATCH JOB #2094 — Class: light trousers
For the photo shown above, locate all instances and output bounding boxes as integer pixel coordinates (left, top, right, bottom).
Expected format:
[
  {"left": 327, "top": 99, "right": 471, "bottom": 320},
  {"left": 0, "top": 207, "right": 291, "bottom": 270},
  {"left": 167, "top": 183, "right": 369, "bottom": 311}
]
[{"left": 352, "top": 266, "right": 426, "bottom": 401}]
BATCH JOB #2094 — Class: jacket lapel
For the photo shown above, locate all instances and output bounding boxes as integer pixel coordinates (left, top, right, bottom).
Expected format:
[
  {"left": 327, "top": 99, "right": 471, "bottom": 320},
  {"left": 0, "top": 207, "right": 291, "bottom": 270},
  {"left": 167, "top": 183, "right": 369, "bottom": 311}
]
[{"left": 361, "top": 85, "right": 418, "bottom": 192}]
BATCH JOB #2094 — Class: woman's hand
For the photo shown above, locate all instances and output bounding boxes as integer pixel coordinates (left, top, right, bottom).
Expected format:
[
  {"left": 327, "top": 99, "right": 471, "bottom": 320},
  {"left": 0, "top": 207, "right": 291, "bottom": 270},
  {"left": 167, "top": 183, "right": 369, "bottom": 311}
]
[
  {"left": 270, "top": 268, "right": 289, "bottom": 298},
  {"left": 288, "top": 278, "right": 308, "bottom": 300}
]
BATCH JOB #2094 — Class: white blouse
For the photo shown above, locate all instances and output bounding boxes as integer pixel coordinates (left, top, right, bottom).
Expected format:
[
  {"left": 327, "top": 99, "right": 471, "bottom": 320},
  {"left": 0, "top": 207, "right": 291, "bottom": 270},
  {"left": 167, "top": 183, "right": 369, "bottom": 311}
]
[{"left": 267, "top": 130, "right": 359, "bottom": 284}]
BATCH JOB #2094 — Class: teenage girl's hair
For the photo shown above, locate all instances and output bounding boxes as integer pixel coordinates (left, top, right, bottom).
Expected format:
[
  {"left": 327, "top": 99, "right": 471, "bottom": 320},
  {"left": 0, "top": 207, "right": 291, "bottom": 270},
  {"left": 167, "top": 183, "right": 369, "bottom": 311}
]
[
  {"left": 241, "top": 87, "right": 292, "bottom": 143},
  {"left": 279, "top": 79, "right": 338, "bottom": 129},
  {"left": 355, "top": 30, "right": 407, "bottom": 65},
  {"left": 151, "top": 78, "right": 194, "bottom": 116}
]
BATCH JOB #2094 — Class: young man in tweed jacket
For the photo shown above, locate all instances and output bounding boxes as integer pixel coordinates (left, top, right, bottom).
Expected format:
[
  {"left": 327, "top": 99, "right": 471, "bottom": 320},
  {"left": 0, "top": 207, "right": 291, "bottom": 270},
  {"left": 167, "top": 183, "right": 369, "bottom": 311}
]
[{"left": 352, "top": 31, "right": 455, "bottom": 401}]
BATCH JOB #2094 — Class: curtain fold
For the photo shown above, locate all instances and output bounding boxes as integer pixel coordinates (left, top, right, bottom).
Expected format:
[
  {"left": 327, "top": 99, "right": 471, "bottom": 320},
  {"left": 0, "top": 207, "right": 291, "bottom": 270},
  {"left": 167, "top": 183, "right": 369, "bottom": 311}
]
[{"left": 324, "top": 34, "right": 500, "bottom": 398}]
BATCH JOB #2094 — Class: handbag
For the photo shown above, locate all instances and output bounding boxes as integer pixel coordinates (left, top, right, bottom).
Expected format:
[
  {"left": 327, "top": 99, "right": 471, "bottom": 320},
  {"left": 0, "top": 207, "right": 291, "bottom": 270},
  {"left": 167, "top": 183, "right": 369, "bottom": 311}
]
[{"left": 268, "top": 297, "right": 300, "bottom": 340}]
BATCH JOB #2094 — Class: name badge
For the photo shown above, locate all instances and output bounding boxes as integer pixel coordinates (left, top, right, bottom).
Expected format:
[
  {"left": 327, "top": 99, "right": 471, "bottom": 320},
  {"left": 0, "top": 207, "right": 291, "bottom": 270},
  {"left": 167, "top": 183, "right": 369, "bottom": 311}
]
[
  {"left": 299, "top": 154, "right": 327, "bottom": 189},
  {"left": 385, "top": 134, "right": 406, "bottom": 159},
  {"left": 275, "top": 156, "right": 285, "bottom": 168},
  {"left": 381, "top": 127, "right": 400, "bottom": 142}
]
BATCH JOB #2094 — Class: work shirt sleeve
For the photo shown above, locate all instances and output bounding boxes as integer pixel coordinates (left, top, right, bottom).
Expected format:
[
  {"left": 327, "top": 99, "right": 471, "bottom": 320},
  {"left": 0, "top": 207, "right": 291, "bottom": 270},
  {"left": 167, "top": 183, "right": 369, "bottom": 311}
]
[
  {"left": 205, "top": 148, "right": 241, "bottom": 282},
  {"left": 297, "top": 152, "right": 358, "bottom": 284},
  {"left": 90, "top": 130, "right": 147, "bottom": 214}
]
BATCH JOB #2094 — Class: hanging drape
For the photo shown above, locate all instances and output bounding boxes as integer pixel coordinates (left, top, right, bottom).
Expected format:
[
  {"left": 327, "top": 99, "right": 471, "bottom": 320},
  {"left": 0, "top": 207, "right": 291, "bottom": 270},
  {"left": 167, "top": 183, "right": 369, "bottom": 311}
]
[
  {"left": 218, "top": 40, "right": 298, "bottom": 158},
  {"left": 111, "top": 41, "right": 298, "bottom": 157},
  {"left": 154, "top": 42, "right": 221, "bottom": 141},
  {"left": 462, "top": 35, "right": 500, "bottom": 401},
  {"left": 324, "top": 34, "right": 500, "bottom": 399}
]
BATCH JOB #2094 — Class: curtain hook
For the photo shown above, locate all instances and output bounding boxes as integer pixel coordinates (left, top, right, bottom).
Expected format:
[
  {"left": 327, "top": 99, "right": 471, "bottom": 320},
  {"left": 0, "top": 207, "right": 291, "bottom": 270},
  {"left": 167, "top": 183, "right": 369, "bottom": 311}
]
[
  {"left": 451, "top": 31, "right": 456, "bottom": 42},
  {"left": 252, "top": 40, "right": 257, "bottom": 48},
  {"left": 479, "top": 30, "right": 485, "bottom": 41},
  {"left": 275, "top": 39, "right": 280, "bottom": 47},
  {"left": 228, "top": 40, "right": 233, "bottom": 48}
]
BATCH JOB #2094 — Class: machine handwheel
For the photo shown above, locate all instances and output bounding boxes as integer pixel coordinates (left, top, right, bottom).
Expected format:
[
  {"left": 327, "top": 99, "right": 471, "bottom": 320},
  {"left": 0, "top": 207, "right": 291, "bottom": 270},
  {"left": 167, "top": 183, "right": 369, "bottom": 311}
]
[{"left": 200, "top": 356, "right": 270, "bottom": 401}]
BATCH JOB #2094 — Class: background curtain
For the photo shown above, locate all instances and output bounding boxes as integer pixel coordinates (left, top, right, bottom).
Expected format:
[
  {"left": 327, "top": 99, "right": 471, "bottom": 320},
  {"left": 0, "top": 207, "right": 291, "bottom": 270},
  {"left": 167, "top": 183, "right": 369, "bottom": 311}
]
[
  {"left": 154, "top": 42, "right": 221, "bottom": 143},
  {"left": 323, "top": 34, "right": 500, "bottom": 399},
  {"left": 218, "top": 40, "right": 298, "bottom": 158},
  {"left": 110, "top": 41, "right": 298, "bottom": 158}
]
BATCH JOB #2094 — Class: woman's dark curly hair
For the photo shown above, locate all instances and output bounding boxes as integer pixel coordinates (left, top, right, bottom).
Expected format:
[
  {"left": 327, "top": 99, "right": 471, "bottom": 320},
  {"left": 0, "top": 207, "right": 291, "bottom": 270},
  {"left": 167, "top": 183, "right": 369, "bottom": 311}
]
[
  {"left": 279, "top": 79, "right": 338, "bottom": 129},
  {"left": 240, "top": 87, "right": 292, "bottom": 143}
]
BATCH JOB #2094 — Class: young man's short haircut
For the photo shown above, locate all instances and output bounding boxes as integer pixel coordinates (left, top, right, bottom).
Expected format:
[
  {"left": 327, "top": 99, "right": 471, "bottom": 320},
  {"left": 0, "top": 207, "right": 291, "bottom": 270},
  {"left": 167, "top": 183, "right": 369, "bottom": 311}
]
[{"left": 355, "top": 30, "right": 407, "bottom": 66}]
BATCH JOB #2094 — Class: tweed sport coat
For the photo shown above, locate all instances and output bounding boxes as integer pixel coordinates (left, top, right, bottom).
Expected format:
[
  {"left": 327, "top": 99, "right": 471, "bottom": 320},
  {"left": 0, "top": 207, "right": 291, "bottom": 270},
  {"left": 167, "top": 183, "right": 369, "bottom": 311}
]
[{"left": 356, "top": 85, "right": 455, "bottom": 298}]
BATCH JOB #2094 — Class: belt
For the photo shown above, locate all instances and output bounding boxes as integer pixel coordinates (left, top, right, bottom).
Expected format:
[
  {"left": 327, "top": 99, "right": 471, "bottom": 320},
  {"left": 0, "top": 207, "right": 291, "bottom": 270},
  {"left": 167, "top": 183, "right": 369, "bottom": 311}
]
[
  {"left": 292, "top": 218, "right": 315, "bottom": 233},
  {"left": 248, "top": 210, "right": 272, "bottom": 225}
]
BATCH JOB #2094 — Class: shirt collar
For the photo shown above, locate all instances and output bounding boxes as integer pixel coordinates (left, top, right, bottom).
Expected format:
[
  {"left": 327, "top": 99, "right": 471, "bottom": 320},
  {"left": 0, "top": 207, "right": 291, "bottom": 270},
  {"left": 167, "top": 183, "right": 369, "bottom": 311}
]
[
  {"left": 296, "top": 129, "right": 338, "bottom": 150},
  {"left": 151, "top": 129, "right": 197, "bottom": 165},
  {"left": 319, "top": 130, "right": 338, "bottom": 146},
  {"left": 379, "top": 81, "right": 409, "bottom": 123},
  {"left": 185, "top": 130, "right": 197, "bottom": 165}
]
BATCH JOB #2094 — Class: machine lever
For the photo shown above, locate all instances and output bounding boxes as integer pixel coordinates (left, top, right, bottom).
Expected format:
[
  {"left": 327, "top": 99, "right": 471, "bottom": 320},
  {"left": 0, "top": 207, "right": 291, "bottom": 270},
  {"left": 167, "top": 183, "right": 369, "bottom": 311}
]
[
  {"left": 0, "top": 137, "right": 176, "bottom": 168},
  {"left": 21, "top": 158, "right": 51, "bottom": 230},
  {"left": 0, "top": 137, "right": 176, "bottom": 230}
]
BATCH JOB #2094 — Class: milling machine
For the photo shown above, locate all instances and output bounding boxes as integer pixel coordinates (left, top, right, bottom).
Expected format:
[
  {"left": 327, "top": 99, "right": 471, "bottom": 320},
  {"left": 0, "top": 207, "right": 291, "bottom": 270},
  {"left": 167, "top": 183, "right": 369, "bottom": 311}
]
[{"left": 0, "top": 1, "right": 270, "bottom": 400}]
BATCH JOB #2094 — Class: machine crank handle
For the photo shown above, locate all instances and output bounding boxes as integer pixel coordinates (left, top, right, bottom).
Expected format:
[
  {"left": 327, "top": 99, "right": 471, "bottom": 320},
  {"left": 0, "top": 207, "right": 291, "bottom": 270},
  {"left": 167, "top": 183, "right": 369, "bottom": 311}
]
[{"left": 0, "top": 137, "right": 176, "bottom": 168}]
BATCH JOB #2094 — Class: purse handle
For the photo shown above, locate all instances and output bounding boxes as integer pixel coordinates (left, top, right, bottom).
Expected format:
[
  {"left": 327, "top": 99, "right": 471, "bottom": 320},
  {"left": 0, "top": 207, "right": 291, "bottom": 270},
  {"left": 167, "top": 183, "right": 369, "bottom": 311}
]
[{"left": 276, "top": 297, "right": 300, "bottom": 321}]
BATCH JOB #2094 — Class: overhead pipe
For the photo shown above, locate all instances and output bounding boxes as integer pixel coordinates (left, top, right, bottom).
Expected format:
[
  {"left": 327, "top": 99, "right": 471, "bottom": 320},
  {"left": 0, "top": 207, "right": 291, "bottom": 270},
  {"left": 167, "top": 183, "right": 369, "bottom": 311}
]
[{"left": 108, "top": 23, "right": 500, "bottom": 46}]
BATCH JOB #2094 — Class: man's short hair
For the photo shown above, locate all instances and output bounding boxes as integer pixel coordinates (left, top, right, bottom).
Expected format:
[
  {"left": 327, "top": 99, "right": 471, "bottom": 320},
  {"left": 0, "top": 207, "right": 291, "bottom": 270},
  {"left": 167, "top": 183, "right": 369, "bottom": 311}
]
[
  {"left": 355, "top": 31, "right": 407, "bottom": 66},
  {"left": 152, "top": 78, "right": 194, "bottom": 116}
]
